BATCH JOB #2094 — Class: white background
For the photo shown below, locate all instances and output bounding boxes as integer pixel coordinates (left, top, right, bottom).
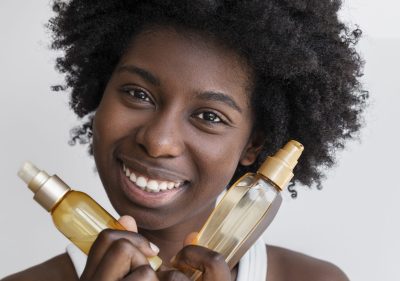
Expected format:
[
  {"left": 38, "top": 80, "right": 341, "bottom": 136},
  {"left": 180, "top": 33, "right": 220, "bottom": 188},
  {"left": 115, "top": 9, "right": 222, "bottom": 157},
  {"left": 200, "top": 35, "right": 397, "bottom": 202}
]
[{"left": 0, "top": 1, "right": 399, "bottom": 280}]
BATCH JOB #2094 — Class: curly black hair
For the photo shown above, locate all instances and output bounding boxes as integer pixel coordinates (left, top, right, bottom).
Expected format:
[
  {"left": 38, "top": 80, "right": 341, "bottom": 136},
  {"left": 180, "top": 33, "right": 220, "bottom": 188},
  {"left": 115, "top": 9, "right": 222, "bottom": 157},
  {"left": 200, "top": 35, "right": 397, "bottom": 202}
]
[{"left": 48, "top": 0, "right": 367, "bottom": 197}]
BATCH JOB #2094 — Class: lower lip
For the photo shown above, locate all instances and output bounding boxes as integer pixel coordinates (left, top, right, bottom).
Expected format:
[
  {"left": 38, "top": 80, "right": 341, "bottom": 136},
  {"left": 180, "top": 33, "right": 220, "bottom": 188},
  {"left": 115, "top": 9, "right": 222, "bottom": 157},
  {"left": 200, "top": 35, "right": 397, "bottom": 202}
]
[{"left": 119, "top": 168, "right": 186, "bottom": 208}]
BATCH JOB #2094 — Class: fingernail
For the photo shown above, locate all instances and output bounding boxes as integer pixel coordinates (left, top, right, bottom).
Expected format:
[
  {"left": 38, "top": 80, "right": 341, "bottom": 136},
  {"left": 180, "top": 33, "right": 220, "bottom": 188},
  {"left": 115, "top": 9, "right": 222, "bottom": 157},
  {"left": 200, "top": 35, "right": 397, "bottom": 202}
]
[
  {"left": 149, "top": 242, "right": 160, "bottom": 253},
  {"left": 169, "top": 255, "right": 176, "bottom": 264}
]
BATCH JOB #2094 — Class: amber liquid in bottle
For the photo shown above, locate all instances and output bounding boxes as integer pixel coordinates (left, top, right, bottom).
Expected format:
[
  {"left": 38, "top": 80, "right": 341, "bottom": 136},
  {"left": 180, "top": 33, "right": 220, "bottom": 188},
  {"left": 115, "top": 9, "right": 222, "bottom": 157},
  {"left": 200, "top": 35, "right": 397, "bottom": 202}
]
[
  {"left": 190, "top": 140, "right": 303, "bottom": 280},
  {"left": 51, "top": 191, "right": 125, "bottom": 254},
  {"left": 18, "top": 162, "right": 162, "bottom": 270}
]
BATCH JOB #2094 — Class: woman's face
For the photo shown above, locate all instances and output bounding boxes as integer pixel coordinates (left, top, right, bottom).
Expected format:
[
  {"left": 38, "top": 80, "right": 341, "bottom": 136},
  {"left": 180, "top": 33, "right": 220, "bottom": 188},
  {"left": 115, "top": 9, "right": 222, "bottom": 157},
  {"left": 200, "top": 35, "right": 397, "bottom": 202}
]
[{"left": 92, "top": 27, "right": 259, "bottom": 230}]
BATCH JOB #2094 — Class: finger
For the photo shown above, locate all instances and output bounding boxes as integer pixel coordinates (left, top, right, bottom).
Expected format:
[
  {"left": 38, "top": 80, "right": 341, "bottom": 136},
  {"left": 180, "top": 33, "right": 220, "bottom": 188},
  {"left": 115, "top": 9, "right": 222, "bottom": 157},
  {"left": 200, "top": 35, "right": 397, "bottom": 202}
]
[
  {"left": 96, "top": 229, "right": 159, "bottom": 258},
  {"left": 82, "top": 229, "right": 159, "bottom": 279},
  {"left": 118, "top": 215, "right": 138, "bottom": 232},
  {"left": 157, "top": 269, "right": 191, "bottom": 281},
  {"left": 118, "top": 216, "right": 159, "bottom": 254},
  {"left": 92, "top": 238, "right": 149, "bottom": 281},
  {"left": 183, "top": 232, "right": 198, "bottom": 246},
  {"left": 172, "top": 245, "right": 231, "bottom": 280},
  {"left": 124, "top": 265, "right": 158, "bottom": 281}
]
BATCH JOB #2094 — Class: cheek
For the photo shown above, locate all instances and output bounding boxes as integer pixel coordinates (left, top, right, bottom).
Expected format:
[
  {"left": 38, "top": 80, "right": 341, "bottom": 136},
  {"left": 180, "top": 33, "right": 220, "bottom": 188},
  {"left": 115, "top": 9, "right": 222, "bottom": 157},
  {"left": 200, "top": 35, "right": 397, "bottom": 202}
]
[
  {"left": 92, "top": 94, "right": 134, "bottom": 151},
  {"left": 192, "top": 133, "right": 248, "bottom": 189},
  {"left": 92, "top": 109, "right": 115, "bottom": 153},
  {"left": 92, "top": 95, "right": 128, "bottom": 163}
]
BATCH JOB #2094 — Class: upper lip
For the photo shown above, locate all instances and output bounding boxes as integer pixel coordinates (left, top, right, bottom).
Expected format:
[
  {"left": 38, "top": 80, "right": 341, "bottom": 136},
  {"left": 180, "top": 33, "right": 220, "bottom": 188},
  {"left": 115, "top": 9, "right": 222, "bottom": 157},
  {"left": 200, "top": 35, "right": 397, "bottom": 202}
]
[{"left": 118, "top": 156, "right": 189, "bottom": 183}]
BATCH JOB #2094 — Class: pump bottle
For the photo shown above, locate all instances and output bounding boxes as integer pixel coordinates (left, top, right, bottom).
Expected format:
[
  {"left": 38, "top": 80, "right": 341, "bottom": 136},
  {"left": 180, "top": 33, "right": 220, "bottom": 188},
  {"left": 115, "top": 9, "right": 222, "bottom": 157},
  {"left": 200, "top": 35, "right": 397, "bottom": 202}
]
[
  {"left": 190, "top": 140, "right": 304, "bottom": 280},
  {"left": 17, "top": 162, "right": 162, "bottom": 270}
]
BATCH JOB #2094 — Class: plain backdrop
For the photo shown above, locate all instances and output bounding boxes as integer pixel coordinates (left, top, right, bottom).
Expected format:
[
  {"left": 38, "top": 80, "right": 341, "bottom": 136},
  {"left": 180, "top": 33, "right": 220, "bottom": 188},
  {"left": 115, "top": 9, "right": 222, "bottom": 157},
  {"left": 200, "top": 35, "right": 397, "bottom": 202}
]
[{"left": 0, "top": 1, "right": 399, "bottom": 280}]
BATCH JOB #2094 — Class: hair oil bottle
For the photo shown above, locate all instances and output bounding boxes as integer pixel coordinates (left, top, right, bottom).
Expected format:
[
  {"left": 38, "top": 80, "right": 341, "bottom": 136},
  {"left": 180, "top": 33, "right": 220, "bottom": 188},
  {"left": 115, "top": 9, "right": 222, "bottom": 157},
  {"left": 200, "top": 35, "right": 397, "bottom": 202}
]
[
  {"left": 190, "top": 140, "right": 304, "bottom": 280},
  {"left": 17, "top": 162, "right": 162, "bottom": 270}
]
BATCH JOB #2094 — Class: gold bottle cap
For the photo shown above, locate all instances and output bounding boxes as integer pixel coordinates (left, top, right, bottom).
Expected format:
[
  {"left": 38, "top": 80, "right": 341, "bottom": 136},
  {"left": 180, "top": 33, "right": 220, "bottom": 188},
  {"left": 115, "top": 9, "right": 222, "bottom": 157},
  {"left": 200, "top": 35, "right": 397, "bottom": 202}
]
[
  {"left": 257, "top": 140, "right": 304, "bottom": 190},
  {"left": 18, "top": 161, "right": 70, "bottom": 211}
]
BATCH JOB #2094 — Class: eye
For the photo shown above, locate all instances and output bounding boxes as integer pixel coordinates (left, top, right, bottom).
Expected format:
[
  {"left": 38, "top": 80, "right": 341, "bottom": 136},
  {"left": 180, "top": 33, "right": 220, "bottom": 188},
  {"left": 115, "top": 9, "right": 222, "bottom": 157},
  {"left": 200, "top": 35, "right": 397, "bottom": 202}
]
[
  {"left": 122, "top": 87, "right": 154, "bottom": 104},
  {"left": 195, "top": 111, "right": 223, "bottom": 124}
]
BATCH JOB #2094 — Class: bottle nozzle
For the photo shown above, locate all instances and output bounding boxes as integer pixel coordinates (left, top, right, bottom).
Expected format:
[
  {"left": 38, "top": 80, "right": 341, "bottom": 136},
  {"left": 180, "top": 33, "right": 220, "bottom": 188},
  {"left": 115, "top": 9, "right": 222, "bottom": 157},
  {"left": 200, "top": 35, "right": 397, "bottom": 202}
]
[
  {"left": 18, "top": 161, "right": 41, "bottom": 185},
  {"left": 17, "top": 161, "right": 70, "bottom": 211},
  {"left": 275, "top": 140, "right": 304, "bottom": 170},
  {"left": 257, "top": 140, "right": 304, "bottom": 190},
  {"left": 18, "top": 161, "right": 51, "bottom": 193}
]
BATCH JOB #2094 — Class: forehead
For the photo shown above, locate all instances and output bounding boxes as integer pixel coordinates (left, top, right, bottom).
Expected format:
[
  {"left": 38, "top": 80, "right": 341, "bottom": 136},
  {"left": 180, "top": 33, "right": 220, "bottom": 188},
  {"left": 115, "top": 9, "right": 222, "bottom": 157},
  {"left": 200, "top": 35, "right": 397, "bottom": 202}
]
[{"left": 117, "top": 26, "right": 253, "bottom": 106}]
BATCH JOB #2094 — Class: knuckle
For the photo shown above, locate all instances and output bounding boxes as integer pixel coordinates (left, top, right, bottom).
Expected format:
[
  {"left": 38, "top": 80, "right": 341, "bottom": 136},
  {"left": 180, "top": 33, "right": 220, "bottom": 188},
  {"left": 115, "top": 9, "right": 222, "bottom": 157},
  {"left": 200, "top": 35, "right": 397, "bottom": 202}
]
[
  {"left": 179, "top": 245, "right": 226, "bottom": 268},
  {"left": 96, "top": 228, "right": 116, "bottom": 243},
  {"left": 132, "top": 264, "right": 156, "bottom": 278},
  {"left": 166, "top": 270, "right": 188, "bottom": 280},
  {"left": 111, "top": 238, "right": 134, "bottom": 255},
  {"left": 104, "top": 235, "right": 134, "bottom": 258},
  {"left": 178, "top": 245, "right": 193, "bottom": 260},
  {"left": 207, "top": 251, "right": 225, "bottom": 265}
]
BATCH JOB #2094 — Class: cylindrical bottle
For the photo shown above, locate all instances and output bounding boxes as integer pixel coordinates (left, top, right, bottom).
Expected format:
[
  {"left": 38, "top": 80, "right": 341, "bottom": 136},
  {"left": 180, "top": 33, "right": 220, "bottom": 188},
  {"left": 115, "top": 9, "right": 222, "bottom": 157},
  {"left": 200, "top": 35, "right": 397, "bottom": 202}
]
[
  {"left": 17, "top": 162, "right": 162, "bottom": 270},
  {"left": 190, "top": 140, "right": 304, "bottom": 280}
]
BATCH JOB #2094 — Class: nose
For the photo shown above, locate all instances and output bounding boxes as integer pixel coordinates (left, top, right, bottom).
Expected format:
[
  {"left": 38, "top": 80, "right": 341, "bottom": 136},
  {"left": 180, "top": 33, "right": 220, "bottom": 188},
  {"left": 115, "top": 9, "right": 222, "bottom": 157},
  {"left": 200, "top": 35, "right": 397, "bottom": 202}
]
[{"left": 135, "top": 112, "right": 185, "bottom": 158}]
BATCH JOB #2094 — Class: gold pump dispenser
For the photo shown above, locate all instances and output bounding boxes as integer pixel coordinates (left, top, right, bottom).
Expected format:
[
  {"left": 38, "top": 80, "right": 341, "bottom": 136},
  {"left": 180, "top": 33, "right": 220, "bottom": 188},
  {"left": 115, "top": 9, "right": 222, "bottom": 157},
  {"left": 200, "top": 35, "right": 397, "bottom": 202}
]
[
  {"left": 258, "top": 139, "right": 303, "bottom": 189},
  {"left": 18, "top": 162, "right": 162, "bottom": 271},
  {"left": 190, "top": 140, "right": 303, "bottom": 280}
]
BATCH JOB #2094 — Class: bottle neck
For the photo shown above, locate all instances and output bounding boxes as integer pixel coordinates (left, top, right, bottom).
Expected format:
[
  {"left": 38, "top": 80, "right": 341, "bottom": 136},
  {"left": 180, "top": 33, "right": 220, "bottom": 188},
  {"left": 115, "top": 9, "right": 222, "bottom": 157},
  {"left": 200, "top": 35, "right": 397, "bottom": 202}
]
[{"left": 256, "top": 172, "right": 282, "bottom": 192}]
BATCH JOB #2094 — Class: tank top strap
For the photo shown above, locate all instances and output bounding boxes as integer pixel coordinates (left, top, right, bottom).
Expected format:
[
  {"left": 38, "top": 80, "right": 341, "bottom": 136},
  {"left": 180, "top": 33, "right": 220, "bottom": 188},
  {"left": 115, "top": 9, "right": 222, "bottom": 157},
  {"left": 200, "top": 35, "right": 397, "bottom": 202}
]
[{"left": 236, "top": 238, "right": 268, "bottom": 281}]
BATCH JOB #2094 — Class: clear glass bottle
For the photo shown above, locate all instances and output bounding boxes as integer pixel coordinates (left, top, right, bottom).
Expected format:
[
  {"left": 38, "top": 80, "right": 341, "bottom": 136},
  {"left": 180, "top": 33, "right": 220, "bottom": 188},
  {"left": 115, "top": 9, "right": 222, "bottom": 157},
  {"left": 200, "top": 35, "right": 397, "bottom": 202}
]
[
  {"left": 190, "top": 140, "right": 304, "bottom": 280},
  {"left": 18, "top": 162, "right": 162, "bottom": 270}
]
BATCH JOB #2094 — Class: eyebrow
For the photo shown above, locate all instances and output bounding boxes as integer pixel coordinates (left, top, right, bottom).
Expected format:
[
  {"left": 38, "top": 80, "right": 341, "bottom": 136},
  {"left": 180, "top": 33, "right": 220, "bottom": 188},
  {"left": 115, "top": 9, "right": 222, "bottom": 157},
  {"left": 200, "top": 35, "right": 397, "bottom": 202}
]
[
  {"left": 117, "top": 65, "right": 161, "bottom": 86},
  {"left": 197, "top": 91, "right": 242, "bottom": 113}
]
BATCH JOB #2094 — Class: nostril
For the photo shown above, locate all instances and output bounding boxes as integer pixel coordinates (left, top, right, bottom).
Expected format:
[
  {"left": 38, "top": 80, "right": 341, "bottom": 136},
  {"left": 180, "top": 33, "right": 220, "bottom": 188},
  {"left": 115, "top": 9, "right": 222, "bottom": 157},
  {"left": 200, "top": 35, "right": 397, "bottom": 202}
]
[
  {"left": 138, "top": 142, "right": 170, "bottom": 159},
  {"left": 138, "top": 143, "right": 149, "bottom": 154}
]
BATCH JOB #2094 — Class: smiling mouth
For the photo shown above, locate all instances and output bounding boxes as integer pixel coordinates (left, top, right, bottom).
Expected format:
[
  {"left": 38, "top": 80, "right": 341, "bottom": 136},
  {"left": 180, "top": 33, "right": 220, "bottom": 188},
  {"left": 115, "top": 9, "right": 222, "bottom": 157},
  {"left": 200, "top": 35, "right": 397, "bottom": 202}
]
[{"left": 122, "top": 163, "right": 187, "bottom": 193}]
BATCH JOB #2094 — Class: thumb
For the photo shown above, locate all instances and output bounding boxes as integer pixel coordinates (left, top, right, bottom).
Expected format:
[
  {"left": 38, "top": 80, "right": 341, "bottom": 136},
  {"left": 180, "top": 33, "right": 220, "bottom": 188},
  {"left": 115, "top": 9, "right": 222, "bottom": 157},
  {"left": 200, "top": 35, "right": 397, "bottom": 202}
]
[
  {"left": 183, "top": 232, "right": 198, "bottom": 246},
  {"left": 118, "top": 215, "right": 138, "bottom": 232}
]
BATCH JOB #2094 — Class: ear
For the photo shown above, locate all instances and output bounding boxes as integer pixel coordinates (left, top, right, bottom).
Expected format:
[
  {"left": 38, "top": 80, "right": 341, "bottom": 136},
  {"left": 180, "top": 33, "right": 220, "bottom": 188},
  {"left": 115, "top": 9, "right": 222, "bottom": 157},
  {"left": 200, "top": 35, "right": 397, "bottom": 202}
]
[{"left": 239, "top": 131, "right": 265, "bottom": 166}]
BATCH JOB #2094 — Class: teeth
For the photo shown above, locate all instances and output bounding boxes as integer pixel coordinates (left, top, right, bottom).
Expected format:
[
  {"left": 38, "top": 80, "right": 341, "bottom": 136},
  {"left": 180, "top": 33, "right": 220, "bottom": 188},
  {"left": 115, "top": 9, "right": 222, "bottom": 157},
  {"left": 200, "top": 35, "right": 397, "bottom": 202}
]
[
  {"left": 122, "top": 163, "right": 184, "bottom": 193},
  {"left": 129, "top": 173, "right": 137, "bottom": 182},
  {"left": 136, "top": 176, "right": 147, "bottom": 189},
  {"left": 147, "top": 180, "right": 159, "bottom": 192}
]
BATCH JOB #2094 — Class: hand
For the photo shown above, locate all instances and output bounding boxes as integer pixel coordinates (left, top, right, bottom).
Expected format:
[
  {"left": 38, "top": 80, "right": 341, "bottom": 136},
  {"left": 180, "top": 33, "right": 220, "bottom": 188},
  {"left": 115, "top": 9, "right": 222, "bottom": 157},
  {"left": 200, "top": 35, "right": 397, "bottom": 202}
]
[
  {"left": 168, "top": 232, "right": 232, "bottom": 281},
  {"left": 80, "top": 216, "right": 160, "bottom": 281}
]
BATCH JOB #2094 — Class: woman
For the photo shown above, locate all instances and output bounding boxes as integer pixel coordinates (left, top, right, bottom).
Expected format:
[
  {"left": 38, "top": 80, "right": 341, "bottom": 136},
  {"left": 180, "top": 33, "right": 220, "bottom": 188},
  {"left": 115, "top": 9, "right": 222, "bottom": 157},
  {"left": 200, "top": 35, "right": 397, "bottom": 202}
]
[{"left": 2, "top": 0, "right": 366, "bottom": 280}]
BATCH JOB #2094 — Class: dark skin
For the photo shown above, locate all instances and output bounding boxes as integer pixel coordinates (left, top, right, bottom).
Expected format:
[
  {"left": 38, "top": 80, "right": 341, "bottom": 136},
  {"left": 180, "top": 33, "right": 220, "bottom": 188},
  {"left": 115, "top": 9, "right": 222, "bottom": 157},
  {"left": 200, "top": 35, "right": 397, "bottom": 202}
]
[{"left": 2, "top": 27, "right": 349, "bottom": 281}]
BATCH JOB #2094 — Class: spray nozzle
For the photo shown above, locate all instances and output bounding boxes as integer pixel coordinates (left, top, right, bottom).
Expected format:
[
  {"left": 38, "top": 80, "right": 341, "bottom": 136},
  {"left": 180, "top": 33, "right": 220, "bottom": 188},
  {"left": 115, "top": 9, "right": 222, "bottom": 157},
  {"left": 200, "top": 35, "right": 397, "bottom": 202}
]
[
  {"left": 18, "top": 161, "right": 41, "bottom": 185},
  {"left": 257, "top": 140, "right": 304, "bottom": 190},
  {"left": 18, "top": 161, "right": 70, "bottom": 211}
]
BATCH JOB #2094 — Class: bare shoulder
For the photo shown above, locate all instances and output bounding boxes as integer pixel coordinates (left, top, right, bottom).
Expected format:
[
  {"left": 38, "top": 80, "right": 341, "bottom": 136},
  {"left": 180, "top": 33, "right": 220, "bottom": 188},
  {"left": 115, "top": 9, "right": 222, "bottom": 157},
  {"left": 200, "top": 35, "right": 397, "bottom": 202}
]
[
  {"left": 266, "top": 245, "right": 349, "bottom": 281},
  {"left": 1, "top": 253, "right": 78, "bottom": 281}
]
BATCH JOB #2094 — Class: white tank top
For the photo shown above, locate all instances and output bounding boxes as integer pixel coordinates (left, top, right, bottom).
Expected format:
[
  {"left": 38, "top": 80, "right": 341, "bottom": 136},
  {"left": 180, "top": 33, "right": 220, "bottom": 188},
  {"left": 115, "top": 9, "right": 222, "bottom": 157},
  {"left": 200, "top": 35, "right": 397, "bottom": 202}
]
[{"left": 66, "top": 238, "right": 268, "bottom": 281}]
